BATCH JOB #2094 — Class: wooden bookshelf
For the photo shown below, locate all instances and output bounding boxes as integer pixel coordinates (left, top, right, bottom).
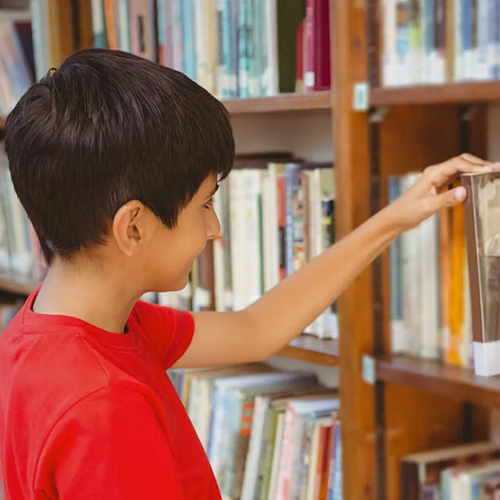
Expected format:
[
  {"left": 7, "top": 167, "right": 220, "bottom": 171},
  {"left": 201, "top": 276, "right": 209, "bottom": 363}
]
[
  {"left": 0, "top": 272, "right": 40, "bottom": 296},
  {"left": 376, "top": 356, "right": 500, "bottom": 408},
  {"left": 222, "top": 91, "right": 332, "bottom": 115},
  {"left": 371, "top": 81, "right": 500, "bottom": 107},
  {"left": 278, "top": 335, "right": 339, "bottom": 366}
]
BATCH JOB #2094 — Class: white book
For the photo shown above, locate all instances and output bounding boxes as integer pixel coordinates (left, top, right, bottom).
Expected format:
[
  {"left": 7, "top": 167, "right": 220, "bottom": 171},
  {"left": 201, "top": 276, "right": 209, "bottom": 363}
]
[
  {"left": 261, "top": 171, "right": 274, "bottom": 293},
  {"left": 476, "top": 0, "right": 490, "bottom": 80},
  {"left": 382, "top": 0, "right": 397, "bottom": 86},
  {"left": 229, "top": 171, "right": 246, "bottom": 310},
  {"left": 243, "top": 170, "right": 263, "bottom": 306},
  {"left": 420, "top": 214, "right": 440, "bottom": 359},
  {"left": 268, "top": 412, "right": 286, "bottom": 500},
  {"left": 263, "top": 0, "right": 278, "bottom": 96}
]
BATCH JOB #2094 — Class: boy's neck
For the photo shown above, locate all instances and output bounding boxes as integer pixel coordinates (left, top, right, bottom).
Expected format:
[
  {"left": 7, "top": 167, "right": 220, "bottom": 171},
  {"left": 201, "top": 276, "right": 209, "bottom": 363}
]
[{"left": 33, "top": 257, "right": 141, "bottom": 334}]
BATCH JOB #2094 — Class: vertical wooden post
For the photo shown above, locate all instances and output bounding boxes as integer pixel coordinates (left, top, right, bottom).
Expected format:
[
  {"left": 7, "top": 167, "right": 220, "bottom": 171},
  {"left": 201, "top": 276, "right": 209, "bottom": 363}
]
[{"left": 332, "top": 1, "right": 376, "bottom": 498}]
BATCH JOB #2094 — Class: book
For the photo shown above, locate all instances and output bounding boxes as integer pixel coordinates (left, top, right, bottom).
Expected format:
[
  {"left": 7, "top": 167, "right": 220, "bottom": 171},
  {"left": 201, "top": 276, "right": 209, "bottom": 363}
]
[
  {"left": 462, "top": 172, "right": 500, "bottom": 376},
  {"left": 400, "top": 441, "right": 500, "bottom": 499}
]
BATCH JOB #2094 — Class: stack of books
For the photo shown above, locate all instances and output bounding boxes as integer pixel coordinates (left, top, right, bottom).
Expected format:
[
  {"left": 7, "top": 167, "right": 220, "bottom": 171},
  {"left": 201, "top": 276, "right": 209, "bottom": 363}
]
[
  {"left": 381, "top": 0, "right": 500, "bottom": 87},
  {"left": 213, "top": 155, "right": 337, "bottom": 339},
  {"left": 43, "top": 0, "right": 332, "bottom": 98},
  {"left": 168, "top": 365, "right": 342, "bottom": 500},
  {"left": 0, "top": 9, "right": 34, "bottom": 117},
  {"left": 400, "top": 442, "right": 500, "bottom": 499},
  {"left": 0, "top": 150, "right": 46, "bottom": 283},
  {"left": 389, "top": 173, "right": 473, "bottom": 368}
]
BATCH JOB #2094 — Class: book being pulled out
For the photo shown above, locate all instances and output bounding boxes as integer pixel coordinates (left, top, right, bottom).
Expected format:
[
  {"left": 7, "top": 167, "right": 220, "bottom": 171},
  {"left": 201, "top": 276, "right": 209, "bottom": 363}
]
[{"left": 462, "top": 172, "right": 500, "bottom": 376}]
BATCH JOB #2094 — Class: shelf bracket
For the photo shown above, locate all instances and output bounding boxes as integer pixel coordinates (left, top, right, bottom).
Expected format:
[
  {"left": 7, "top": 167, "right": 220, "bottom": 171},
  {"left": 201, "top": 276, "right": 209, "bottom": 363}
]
[
  {"left": 362, "top": 354, "right": 376, "bottom": 385},
  {"left": 353, "top": 82, "right": 370, "bottom": 111},
  {"left": 369, "top": 106, "right": 389, "bottom": 124}
]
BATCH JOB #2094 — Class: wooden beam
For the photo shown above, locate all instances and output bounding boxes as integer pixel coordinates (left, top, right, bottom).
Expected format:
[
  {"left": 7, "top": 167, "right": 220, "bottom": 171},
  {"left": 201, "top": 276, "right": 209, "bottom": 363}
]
[{"left": 333, "top": 1, "right": 376, "bottom": 498}]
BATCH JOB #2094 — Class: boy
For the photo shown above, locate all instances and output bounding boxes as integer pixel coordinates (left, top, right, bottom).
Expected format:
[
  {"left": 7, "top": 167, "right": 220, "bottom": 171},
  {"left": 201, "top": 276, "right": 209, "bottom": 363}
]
[{"left": 0, "top": 49, "right": 494, "bottom": 500}]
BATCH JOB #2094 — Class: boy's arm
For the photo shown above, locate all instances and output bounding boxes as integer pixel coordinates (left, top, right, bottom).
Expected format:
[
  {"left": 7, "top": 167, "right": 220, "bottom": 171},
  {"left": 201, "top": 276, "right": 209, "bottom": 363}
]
[{"left": 175, "top": 154, "right": 496, "bottom": 369}]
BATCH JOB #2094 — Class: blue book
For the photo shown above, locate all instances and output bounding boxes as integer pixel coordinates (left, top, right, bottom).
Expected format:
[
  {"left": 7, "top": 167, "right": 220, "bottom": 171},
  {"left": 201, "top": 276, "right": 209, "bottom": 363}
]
[
  {"left": 238, "top": 0, "right": 248, "bottom": 98},
  {"left": 181, "top": 0, "right": 196, "bottom": 80},
  {"left": 331, "top": 421, "right": 342, "bottom": 500},
  {"left": 221, "top": 0, "right": 233, "bottom": 98},
  {"left": 285, "top": 163, "right": 297, "bottom": 277}
]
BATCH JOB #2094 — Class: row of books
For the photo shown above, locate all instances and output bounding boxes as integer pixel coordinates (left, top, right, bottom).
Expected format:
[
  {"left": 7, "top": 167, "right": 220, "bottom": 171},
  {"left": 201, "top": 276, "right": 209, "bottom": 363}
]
[
  {"left": 0, "top": 10, "right": 34, "bottom": 117},
  {"left": 168, "top": 364, "right": 342, "bottom": 500},
  {"left": 401, "top": 441, "right": 500, "bottom": 499},
  {"left": 389, "top": 173, "right": 473, "bottom": 367},
  {"left": 0, "top": 151, "right": 46, "bottom": 282},
  {"left": 382, "top": 0, "right": 500, "bottom": 87},
  {"left": 213, "top": 156, "right": 337, "bottom": 339},
  {"left": 85, "top": 0, "right": 331, "bottom": 98}
]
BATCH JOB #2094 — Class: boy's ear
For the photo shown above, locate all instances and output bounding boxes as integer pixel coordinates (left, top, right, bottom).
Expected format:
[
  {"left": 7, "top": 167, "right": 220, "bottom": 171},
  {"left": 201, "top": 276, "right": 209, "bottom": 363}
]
[{"left": 112, "top": 200, "right": 146, "bottom": 257}]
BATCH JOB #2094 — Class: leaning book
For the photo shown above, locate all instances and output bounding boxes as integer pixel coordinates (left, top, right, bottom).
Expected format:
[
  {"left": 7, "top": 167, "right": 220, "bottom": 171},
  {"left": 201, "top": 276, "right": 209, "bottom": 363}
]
[{"left": 462, "top": 172, "right": 500, "bottom": 376}]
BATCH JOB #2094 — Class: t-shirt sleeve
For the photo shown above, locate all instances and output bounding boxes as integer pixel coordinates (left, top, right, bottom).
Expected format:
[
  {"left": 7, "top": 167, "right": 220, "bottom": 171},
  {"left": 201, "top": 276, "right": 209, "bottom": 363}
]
[
  {"left": 36, "top": 385, "right": 185, "bottom": 500},
  {"left": 133, "top": 301, "right": 195, "bottom": 369}
]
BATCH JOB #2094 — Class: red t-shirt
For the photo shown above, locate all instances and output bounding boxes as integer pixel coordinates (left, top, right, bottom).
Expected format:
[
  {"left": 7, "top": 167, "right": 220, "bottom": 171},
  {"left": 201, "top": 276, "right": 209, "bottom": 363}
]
[{"left": 0, "top": 290, "right": 222, "bottom": 500}]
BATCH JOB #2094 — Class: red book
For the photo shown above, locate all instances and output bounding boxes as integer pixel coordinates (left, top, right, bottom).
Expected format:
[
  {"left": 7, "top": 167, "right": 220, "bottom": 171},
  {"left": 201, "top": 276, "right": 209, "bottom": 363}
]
[
  {"left": 305, "top": 0, "right": 331, "bottom": 92},
  {"left": 316, "top": 0, "right": 331, "bottom": 90},
  {"left": 295, "top": 19, "right": 305, "bottom": 93},
  {"left": 317, "top": 424, "right": 333, "bottom": 500}
]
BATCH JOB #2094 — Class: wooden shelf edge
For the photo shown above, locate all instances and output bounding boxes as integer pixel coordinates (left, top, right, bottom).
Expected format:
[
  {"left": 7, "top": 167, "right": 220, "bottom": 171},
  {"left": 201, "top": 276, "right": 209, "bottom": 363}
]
[
  {"left": 371, "top": 81, "right": 500, "bottom": 107},
  {"left": 223, "top": 91, "right": 332, "bottom": 115},
  {"left": 376, "top": 355, "right": 500, "bottom": 407},
  {"left": 0, "top": 272, "right": 40, "bottom": 296},
  {"left": 277, "top": 336, "right": 339, "bottom": 367}
]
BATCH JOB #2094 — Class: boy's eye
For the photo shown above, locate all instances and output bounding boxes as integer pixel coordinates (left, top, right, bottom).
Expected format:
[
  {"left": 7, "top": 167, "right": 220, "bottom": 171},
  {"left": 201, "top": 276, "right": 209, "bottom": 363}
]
[{"left": 204, "top": 197, "right": 215, "bottom": 209}]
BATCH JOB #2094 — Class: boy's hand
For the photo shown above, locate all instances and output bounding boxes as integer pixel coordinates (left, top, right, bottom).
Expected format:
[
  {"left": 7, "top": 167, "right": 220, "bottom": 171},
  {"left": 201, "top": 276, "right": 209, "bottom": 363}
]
[{"left": 386, "top": 154, "right": 498, "bottom": 233}]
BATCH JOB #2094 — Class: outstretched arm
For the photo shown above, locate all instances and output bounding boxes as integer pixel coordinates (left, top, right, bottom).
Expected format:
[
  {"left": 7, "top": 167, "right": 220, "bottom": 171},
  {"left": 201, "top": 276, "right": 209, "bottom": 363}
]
[{"left": 176, "top": 155, "right": 496, "bottom": 369}]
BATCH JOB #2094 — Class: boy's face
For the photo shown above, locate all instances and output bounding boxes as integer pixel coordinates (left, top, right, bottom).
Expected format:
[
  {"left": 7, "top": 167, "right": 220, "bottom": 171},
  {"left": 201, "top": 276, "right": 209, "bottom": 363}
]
[{"left": 142, "top": 175, "right": 220, "bottom": 292}]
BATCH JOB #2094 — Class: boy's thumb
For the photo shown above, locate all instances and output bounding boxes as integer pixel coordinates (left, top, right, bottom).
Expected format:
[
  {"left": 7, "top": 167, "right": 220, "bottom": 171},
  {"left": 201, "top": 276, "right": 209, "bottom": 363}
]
[{"left": 433, "top": 186, "right": 467, "bottom": 210}]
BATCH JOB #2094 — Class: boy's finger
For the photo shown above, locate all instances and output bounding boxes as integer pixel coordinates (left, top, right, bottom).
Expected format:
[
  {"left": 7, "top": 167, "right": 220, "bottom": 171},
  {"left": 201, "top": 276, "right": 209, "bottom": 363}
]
[
  {"left": 459, "top": 153, "right": 494, "bottom": 166},
  {"left": 423, "top": 157, "right": 493, "bottom": 189},
  {"left": 429, "top": 186, "right": 467, "bottom": 212}
]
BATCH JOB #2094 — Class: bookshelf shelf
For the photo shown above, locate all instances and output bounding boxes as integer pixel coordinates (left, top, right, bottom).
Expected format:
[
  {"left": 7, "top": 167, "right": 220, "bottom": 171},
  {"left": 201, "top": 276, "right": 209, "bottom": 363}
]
[
  {"left": 370, "top": 81, "right": 500, "bottom": 107},
  {"left": 278, "top": 335, "right": 339, "bottom": 366},
  {"left": 0, "top": 272, "right": 39, "bottom": 296},
  {"left": 376, "top": 355, "right": 500, "bottom": 408},
  {"left": 222, "top": 91, "right": 332, "bottom": 115}
]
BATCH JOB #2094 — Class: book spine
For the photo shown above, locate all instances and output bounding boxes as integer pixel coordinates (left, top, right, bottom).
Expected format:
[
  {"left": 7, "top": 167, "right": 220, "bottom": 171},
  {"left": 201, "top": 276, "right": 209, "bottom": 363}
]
[
  {"left": 103, "top": 0, "right": 117, "bottom": 48},
  {"left": 264, "top": 0, "right": 278, "bottom": 95},
  {"left": 238, "top": 0, "right": 249, "bottom": 97},
  {"left": 230, "top": 0, "right": 239, "bottom": 96},
  {"left": 434, "top": 0, "right": 446, "bottom": 83},
  {"left": 305, "top": 0, "right": 315, "bottom": 90},
  {"left": 246, "top": 0, "right": 257, "bottom": 97},
  {"left": 477, "top": 0, "right": 489, "bottom": 79},
  {"left": 182, "top": 0, "right": 196, "bottom": 79},
  {"left": 285, "top": 164, "right": 295, "bottom": 277},
  {"left": 91, "top": 0, "right": 109, "bottom": 48},
  {"left": 252, "top": 0, "right": 263, "bottom": 96},
  {"left": 395, "top": 0, "right": 411, "bottom": 86},
  {"left": 117, "top": 0, "right": 131, "bottom": 52},
  {"left": 171, "top": 0, "right": 183, "bottom": 70},
  {"left": 409, "top": 0, "right": 423, "bottom": 84}
]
